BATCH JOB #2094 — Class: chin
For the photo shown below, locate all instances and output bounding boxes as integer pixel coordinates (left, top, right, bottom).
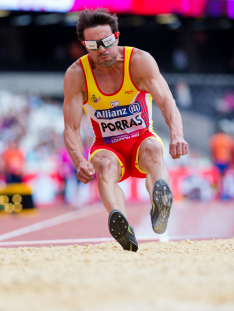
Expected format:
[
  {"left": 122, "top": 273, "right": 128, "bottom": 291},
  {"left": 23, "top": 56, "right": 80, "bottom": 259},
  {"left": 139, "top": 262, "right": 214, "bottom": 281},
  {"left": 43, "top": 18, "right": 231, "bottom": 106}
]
[{"left": 99, "top": 60, "right": 115, "bottom": 68}]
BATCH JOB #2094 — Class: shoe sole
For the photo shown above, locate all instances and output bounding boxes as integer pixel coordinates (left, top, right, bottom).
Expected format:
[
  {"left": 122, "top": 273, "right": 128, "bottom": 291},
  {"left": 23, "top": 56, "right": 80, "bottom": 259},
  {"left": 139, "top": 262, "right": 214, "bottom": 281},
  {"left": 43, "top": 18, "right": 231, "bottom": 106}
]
[
  {"left": 151, "top": 179, "right": 173, "bottom": 234},
  {"left": 108, "top": 210, "right": 138, "bottom": 252}
]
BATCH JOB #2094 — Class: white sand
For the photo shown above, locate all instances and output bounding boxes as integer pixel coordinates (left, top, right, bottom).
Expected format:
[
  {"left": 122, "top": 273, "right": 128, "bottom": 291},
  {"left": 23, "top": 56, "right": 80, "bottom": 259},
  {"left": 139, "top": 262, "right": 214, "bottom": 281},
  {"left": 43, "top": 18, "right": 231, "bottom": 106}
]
[{"left": 0, "top": 239, "right": 234, "bottom": 311}]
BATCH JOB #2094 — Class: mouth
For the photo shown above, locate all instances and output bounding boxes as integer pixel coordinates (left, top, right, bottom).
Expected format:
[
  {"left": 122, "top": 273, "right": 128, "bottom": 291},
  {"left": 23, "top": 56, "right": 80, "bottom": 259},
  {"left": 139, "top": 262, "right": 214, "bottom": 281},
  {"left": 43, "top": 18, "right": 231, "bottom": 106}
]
[{"left": 99, "top": 55, "right": 110, "bottom": 60}]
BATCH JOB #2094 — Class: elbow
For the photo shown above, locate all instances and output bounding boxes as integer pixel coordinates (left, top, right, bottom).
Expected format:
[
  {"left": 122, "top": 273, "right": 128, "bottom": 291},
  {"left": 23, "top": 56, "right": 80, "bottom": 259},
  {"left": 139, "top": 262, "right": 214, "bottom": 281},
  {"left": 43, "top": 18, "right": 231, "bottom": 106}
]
[{"left": 63, "top": 127, "right": 71, "bottom": 140}]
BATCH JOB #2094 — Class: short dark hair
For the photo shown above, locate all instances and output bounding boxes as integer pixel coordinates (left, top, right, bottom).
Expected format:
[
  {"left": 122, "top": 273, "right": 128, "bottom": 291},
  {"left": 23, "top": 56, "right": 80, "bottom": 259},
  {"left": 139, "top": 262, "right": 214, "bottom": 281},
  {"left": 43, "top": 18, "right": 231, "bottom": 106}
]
[{"left": 76, "top": 8, "right": 118, "bottom": 42}]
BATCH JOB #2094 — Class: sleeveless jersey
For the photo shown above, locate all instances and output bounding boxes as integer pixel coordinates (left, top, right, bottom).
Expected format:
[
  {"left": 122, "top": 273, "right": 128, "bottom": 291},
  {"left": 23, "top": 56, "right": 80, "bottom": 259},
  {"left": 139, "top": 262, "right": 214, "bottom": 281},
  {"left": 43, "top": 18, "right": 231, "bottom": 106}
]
[{"left": 79, "top": 47, "right": 154, "bottom": 145}]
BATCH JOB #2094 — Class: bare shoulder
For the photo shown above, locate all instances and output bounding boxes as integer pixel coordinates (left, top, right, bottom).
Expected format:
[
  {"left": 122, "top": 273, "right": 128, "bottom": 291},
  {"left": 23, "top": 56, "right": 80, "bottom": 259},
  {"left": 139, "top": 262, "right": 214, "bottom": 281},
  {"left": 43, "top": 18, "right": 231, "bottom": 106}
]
[
  {"left": 130, "top": 48, "right": 152, "bottom": 64},
  {"left": 130, "top": 48, "right": 160, "bottom": 78},
  {"left": 64, "top": 60, "right": 86, "bottom": 98}
]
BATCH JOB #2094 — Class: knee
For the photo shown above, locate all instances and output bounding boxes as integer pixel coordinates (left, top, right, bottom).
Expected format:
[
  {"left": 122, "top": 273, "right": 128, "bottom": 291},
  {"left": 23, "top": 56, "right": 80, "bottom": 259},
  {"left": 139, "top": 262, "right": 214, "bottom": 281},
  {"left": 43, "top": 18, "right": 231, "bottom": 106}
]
[
  {"left": 98, "top": 157, "right": 111, "bottom": 173},
  {"left": 97, "top": 157, "right": 119, "bottom": 182},
  {"left": 141, "top": 140, "right": 163, "bottom": 164},
  {"left": 146, "top": 140, "right": 163, "bottom": 156}
]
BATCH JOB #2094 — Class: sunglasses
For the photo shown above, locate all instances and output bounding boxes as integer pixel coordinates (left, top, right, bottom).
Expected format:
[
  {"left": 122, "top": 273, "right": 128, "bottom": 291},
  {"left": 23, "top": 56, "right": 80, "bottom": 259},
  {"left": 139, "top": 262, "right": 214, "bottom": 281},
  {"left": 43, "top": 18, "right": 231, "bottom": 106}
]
[{"left": 82, "top": 32, "right": 119, "bottom": 51}]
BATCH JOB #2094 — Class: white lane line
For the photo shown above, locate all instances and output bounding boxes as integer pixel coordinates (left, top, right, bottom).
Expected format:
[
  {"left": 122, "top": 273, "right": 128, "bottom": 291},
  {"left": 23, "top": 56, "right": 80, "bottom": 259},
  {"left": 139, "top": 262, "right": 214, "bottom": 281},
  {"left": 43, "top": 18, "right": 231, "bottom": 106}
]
[
  {"left": 0, "top": 234, "right": 232, "bottom": 247},
  {"left": 0, "top": 238, "right": 113, "bottom": 246},
  {"left": 0, "top": 237, "right": 158, "bottom": 246},
  {"left": 0, "top": 203, "right": 102, "bottom": 242}
]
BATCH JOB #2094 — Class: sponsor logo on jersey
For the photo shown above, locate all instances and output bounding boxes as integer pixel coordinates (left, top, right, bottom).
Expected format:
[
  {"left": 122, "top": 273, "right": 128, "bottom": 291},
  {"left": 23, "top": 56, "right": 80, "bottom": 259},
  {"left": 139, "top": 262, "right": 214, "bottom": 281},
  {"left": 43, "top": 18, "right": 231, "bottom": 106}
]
[
  {"left": 125, "top": 90, "right": 134, "bottom": 94},
  {"left": 91, "top": 95, "right": 101, "bottom": 103},
  {"left": 110, "top": 100, "right": 120, "bottom": 108},
  {"left": 94, "top": 102, "right": 141, "bottom": 120},
  {"left": 103, "top": 129, "right": 146, "bottom": 144},
  {"left": 101, "top": 115, "right": 143, "bottom": 133}
]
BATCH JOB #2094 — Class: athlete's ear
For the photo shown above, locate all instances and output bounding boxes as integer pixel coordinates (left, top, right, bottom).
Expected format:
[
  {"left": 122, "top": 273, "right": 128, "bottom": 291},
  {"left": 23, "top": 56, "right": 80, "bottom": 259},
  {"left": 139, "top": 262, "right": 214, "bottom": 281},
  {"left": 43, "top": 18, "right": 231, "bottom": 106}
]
[
  {"left": 114, "top": 31, "right": 120, "bottom": 39},
  {"left": 81, "top": 41, "right": 89, "bottom": 52}
]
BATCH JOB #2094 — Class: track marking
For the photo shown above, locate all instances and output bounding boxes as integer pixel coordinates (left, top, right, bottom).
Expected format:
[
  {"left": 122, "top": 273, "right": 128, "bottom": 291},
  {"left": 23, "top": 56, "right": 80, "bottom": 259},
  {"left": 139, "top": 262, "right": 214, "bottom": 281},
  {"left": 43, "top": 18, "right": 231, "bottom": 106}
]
[
  {"left": 0, "top": 203, "right": 102, "bottom": 242},
  {"left": 0, "top": 234, "right": 232, "bottom": 247},
  {"left": 0, "top": 238, "right": 114, "bottom": 246}
]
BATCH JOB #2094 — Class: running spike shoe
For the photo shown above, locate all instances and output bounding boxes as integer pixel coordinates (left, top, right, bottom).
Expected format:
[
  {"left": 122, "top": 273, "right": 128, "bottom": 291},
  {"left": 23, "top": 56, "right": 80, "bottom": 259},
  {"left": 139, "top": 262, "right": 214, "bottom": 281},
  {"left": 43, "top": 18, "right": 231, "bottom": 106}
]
[
  {"left": 150, "top": 179, "right": 173, "bottom": 234},
  {"left": 108, "top": 209, "right": 138, "bottom": 252}
]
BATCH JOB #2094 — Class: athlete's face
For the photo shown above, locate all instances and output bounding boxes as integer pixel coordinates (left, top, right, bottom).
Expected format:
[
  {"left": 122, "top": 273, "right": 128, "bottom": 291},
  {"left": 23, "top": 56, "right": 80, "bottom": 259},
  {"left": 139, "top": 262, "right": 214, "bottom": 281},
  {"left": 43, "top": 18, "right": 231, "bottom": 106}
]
[{"left": 83, "top": 25, "right": 119, "bottom": 68}]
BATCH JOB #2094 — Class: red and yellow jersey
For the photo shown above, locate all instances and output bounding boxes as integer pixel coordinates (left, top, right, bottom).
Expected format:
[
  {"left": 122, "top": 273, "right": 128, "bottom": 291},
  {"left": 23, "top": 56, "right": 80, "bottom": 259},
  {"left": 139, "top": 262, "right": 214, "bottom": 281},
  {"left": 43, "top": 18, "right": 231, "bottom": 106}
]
[{"left": 79, "top": 47, "right": 155, "bottom": 145}]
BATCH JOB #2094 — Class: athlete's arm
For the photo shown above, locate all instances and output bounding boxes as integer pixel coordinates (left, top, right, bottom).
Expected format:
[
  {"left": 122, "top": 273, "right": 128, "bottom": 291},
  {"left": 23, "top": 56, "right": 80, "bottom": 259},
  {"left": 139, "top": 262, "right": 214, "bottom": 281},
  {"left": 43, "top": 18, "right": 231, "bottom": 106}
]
[
  {"left": 63, "top": 65, "right": 95, "bottom": 183},
  {"left": 131, "top": 49, "right": 189, "bottom": 159}
]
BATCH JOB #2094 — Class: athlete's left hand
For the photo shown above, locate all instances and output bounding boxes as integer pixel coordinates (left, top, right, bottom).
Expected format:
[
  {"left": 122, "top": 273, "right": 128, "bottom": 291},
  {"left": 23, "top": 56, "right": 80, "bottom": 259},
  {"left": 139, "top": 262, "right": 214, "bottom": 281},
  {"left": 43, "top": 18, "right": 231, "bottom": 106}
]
[{"left": 169, "top": 137, "right": 189, "bottom": 159}]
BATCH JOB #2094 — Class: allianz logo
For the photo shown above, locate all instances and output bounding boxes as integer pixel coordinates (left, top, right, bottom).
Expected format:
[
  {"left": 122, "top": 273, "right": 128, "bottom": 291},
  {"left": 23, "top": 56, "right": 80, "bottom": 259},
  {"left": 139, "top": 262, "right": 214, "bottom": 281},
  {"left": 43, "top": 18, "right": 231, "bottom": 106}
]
[{"left": 94, "top": 102, "right": 141, "bottom": 120}]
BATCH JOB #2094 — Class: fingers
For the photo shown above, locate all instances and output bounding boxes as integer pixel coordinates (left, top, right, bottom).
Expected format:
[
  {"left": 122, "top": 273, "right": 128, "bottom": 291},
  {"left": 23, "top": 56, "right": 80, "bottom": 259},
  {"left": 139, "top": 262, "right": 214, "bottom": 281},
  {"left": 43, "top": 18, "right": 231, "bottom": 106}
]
[
  {"left": 80, "top": 163, "right": 95, "bottom": 176},
  {"left": 77, "top": 172, "right": 94, "bottom": 184},
  {"left": 183, "top": 143, "right": 189, "bottom": 154},
  {"left": 87, "top": 162, "right": 95, "bottom": 176},
  {"left": 181, "top": 141, "right": 189, "bottom": 155},
  {"left": 77, "top": 162, "right": 95, "bottom": 184},
  {"left": 80, "top": 163, "right": 95, "bottom": 175},
  {"left": 169, "top": 143, "right": 177, "bottom": 159},
  {"left": 80, "top": 166, "right": 95, "bottom": 178},
  {"left": 170, "top": 140, "right": 189, "bottom": 159},
  {"left": 170, "top": 142, "right": 182, "bottom": 159}
]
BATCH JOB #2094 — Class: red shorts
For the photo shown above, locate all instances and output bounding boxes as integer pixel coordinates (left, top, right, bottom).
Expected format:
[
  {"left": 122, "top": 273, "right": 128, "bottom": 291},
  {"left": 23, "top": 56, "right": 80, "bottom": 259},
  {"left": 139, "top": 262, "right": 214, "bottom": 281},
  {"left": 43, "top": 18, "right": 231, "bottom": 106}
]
[{"left": 89, "top": 131, "right": 164, "bottom": 182}]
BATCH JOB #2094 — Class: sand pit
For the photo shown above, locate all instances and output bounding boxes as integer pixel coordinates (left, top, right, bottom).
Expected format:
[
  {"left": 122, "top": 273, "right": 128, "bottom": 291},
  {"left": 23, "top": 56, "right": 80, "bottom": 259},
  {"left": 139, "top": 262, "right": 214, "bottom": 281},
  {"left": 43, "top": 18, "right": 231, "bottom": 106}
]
[{"left": 0, "top": 239, "right": 234, "bottom": 311}]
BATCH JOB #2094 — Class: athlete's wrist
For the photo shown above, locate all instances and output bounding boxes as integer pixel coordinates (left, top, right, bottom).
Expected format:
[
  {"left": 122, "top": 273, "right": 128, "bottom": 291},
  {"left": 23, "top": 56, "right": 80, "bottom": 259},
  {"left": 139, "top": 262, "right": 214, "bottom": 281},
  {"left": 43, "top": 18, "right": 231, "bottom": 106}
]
[
  {"left": 170, "top": 132, "right": 184, "bottom": 141},
  {"left": 75, "top": 156, "right": 87, "bottom": 169}
]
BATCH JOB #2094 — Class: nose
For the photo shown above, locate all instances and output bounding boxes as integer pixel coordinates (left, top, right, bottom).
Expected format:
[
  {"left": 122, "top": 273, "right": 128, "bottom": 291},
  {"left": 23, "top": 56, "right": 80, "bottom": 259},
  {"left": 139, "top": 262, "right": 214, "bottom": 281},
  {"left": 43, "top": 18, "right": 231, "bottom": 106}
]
[{"left": 98, "top": 45, "right": 106, "bottom": 53}]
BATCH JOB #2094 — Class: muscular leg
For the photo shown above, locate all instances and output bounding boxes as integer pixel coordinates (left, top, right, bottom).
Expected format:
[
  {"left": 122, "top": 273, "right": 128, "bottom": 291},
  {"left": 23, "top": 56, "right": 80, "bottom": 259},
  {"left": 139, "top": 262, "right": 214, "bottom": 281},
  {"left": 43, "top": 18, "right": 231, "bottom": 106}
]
[
  {"left": 138, "top": 138, "right": 169, "bottom": 203},
  {"left": 90, "top": 150, "right": 127, "bottom": 218}
]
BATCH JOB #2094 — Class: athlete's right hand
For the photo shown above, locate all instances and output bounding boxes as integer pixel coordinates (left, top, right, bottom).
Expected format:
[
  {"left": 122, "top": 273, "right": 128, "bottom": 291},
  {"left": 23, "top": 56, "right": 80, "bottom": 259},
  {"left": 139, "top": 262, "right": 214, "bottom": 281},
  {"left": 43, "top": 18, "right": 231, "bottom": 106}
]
[{"left": 77, "top": 160, "right": 95, "bottom": 184}]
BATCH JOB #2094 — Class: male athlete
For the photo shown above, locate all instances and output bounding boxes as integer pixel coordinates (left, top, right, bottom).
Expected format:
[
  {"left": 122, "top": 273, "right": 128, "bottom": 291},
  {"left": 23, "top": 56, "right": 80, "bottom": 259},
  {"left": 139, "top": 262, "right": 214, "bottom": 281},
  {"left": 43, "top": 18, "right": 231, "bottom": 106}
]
[{"left": 63, "top": 9, "right": 189, "bottom": 252}]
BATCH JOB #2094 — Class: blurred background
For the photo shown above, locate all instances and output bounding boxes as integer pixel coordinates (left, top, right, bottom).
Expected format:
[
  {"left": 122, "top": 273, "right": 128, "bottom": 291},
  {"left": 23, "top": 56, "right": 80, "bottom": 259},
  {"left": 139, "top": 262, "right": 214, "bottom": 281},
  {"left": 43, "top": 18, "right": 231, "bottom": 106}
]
[{"left": 0, "top": 0, "right": 234, "bottom": 215}]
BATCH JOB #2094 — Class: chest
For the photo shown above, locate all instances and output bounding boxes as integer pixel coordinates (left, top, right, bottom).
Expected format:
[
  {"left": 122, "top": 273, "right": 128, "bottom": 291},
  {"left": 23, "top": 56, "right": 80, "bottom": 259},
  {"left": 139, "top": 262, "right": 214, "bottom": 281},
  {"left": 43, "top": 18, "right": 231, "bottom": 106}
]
[{"left": 92, "top": 69, "right": 123, "bottom": 95}]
